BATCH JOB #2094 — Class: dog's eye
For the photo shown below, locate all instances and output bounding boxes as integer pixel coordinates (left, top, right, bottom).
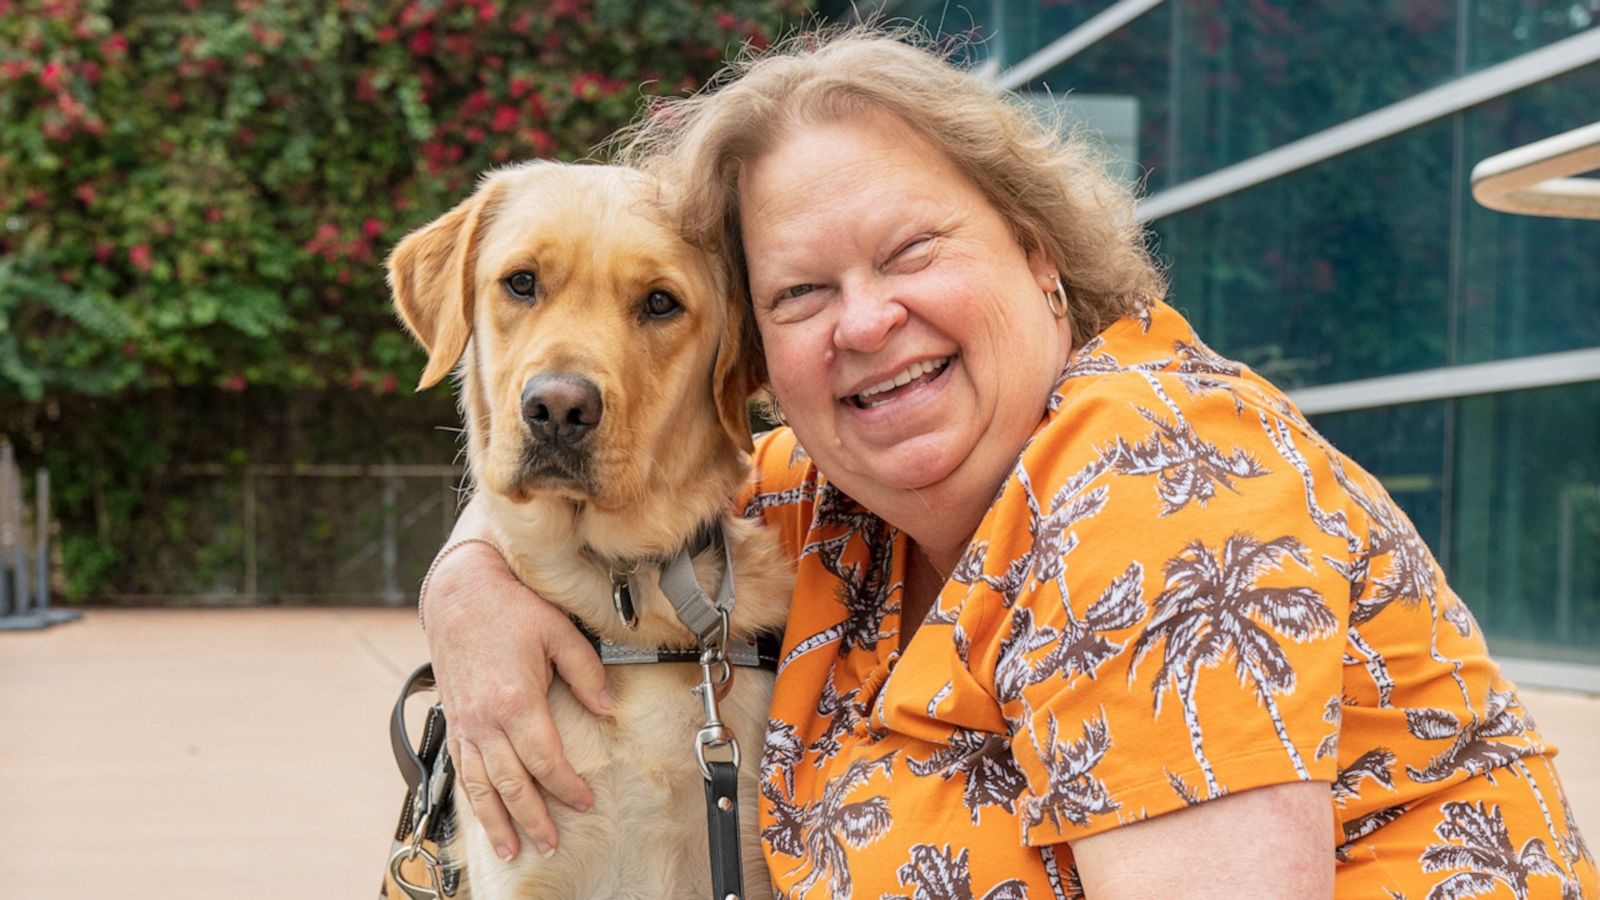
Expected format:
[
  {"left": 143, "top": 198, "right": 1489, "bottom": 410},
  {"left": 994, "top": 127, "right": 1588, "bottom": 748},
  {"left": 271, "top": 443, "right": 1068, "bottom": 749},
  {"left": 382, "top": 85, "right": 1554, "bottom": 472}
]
[
  {"left": 503, "top": 271, "right": 538, "bottom": 300},
  {"left": 642, "top": 290, "right": 681, "bottom": 320}
]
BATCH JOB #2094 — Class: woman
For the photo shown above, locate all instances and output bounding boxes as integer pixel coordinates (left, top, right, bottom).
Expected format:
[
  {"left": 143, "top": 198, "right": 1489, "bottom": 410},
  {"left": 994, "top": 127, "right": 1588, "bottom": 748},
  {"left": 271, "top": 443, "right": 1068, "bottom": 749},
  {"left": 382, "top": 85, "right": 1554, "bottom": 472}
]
[{"left": 420, "top": 31, "right": 1596, "bottom": 897}]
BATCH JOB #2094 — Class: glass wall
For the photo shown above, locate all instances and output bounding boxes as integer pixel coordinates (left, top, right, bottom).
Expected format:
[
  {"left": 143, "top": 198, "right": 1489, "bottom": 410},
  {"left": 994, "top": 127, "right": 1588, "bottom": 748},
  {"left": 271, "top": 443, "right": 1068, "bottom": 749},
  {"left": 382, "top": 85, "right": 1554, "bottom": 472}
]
[
  {"left": 1012, "top": 0, "right": 1596, "bottom": 185},
  {"left": 868, "top": 0, "right": 1600, "bottom": 672}
]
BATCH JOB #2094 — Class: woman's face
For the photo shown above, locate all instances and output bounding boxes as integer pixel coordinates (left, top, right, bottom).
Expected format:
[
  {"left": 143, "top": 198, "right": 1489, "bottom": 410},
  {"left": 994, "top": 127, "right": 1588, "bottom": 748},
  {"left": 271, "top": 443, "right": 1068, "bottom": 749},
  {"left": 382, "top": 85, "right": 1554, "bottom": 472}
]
[{"left": 739, "top": 110, "right": 1073, "bottom": 526}]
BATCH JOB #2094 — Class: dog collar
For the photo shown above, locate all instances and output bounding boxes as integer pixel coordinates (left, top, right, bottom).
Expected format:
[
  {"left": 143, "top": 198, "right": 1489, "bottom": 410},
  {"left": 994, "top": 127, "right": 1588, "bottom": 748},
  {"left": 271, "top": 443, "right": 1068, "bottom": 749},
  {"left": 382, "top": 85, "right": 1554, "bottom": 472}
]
[
  {"left": 570, "top": 617, "right": 781, "bottom": 671},
  {"left": 593, "top": 519, "right": 736, "bottom": 647}
]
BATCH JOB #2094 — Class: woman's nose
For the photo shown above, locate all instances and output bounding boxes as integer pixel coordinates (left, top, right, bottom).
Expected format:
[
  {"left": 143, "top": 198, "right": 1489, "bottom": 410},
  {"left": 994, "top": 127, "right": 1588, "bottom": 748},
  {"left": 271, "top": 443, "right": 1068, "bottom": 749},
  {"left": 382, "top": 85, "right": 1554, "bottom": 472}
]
[{"left": 832, "top": 278, "right": 907, "bottom": 353}]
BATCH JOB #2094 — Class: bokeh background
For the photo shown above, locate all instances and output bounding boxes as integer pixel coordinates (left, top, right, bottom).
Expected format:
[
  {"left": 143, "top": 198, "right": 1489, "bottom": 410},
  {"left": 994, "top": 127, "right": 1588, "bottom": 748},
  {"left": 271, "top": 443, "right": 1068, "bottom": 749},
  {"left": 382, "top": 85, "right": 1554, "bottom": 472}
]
[{"left": 3, "top": 0, "right": 1597, "bottom": 685}]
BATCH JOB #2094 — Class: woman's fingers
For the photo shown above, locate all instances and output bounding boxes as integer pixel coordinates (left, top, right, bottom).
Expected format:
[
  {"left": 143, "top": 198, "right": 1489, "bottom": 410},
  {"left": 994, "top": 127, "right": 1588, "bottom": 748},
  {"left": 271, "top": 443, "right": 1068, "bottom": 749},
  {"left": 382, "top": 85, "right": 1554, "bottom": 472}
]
[
  {"left": 451, "top": 735, "right": 527, "bottom": 861},
  {"left": 547, "top": 617, "right": 615, "bottom": 718},
  {"left": 505, "top": 707, "right": 594, "bottom": 817}
]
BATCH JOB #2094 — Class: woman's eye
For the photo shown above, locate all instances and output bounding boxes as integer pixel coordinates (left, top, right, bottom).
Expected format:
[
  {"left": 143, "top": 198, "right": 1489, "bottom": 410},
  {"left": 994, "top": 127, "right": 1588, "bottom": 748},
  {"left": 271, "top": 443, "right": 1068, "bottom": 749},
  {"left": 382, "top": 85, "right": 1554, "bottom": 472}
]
[
  {"left": 889, "top": 236, "right": 934, "bottom": 267},
  {"left": 779, "top": 284, "right": 815, "bottom": 300},
  {"left": 503, "top": 270, "right": 538, "bottom": 299},
  {"left": 643, "top": 290, "right": 681, "bottom": 319}
]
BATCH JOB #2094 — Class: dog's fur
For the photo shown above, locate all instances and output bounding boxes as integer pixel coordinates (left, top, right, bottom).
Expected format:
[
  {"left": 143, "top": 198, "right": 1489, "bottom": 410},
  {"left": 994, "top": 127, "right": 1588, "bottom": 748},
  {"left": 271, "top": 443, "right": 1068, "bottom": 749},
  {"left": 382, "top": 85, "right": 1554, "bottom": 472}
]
[{"left": 388, "top": 162, "right": 791, "bottom": 899}]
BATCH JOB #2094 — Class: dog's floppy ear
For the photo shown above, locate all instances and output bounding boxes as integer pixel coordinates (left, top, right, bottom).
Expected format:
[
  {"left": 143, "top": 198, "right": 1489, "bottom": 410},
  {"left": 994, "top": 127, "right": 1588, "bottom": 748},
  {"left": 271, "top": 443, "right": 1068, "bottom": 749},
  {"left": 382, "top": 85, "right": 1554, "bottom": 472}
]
[
  {"left": 712, "top": 292, "right": 764, "bottom": 454},
  {"left": 387, "top": 179, "right": 501, "bottom": 391}
]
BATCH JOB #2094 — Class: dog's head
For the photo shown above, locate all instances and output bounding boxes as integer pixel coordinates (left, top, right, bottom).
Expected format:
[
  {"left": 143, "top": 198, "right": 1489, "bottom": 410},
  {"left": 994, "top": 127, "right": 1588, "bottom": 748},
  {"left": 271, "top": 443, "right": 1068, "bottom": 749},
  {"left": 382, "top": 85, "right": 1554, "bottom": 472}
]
[{"left": 387, "top": 163, "right": 758, "bottom": 511}]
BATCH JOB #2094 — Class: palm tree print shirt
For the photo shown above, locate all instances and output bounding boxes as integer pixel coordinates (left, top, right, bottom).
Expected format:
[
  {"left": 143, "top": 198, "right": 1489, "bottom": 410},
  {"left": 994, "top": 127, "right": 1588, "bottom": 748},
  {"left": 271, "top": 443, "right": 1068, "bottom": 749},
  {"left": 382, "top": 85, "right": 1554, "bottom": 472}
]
[{"left": 742, "top": 300, "right": 1592, "bottom": 898}]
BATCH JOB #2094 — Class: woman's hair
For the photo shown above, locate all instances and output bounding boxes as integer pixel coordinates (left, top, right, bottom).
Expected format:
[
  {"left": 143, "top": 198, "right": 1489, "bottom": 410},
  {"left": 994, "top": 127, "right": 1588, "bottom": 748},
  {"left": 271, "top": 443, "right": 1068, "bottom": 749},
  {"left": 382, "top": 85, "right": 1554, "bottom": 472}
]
[{"left": 613, "top": 25, "right": 1165, "bottom": 378}]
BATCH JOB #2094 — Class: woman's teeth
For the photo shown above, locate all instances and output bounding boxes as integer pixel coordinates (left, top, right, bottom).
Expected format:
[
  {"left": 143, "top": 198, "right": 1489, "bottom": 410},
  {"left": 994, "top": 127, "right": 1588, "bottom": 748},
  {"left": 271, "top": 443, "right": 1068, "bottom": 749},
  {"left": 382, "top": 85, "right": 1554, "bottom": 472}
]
[{"left": 854, "top": 356, "right": 951, "bottom": 408}]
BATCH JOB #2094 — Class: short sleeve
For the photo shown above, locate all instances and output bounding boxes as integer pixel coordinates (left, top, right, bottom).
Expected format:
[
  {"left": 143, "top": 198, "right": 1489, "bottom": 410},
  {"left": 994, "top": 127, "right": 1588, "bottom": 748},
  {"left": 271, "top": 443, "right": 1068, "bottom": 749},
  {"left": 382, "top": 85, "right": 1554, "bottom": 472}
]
[
  {"left": 739, "top": 427, "right": 816, "bottom": 564},
  {"left": 962, "top": 376, "right": 1354, "bottom": 846}
]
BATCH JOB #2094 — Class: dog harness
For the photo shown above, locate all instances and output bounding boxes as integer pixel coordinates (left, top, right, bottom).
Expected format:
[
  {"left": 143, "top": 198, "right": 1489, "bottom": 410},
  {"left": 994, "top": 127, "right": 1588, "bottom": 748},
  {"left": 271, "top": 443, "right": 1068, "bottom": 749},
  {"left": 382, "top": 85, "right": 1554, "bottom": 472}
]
[{"left": 385, "top": 519, "right": 777, "bottom": 900}]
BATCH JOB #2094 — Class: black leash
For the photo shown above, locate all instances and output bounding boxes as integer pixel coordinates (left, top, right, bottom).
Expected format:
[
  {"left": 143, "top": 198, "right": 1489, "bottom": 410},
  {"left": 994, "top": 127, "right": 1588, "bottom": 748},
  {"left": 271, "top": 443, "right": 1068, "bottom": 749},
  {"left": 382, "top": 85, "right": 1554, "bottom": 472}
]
[
  {"left": 386, "top": 631, "right": 778, "bottom": 899},
  {"left": 385, "top": 663, "right": 461, "bottom": 899}
]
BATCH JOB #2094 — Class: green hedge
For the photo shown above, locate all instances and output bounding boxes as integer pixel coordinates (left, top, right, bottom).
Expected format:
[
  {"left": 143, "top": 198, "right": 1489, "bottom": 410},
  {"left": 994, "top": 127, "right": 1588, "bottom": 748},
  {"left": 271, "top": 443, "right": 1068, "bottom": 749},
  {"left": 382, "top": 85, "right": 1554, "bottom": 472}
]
[{"left": 0, "top": 0, "right": 806, "bottom": 600}]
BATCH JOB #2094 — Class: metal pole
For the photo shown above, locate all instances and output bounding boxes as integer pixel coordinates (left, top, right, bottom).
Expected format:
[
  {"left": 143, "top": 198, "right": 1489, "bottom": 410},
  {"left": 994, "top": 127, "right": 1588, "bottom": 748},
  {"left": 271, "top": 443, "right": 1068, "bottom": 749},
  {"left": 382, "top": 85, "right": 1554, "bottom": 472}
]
[
  {"left": 0, "top": 445, "right": 12, "bottom": 619},
  {"left": 7, "top": 451, "right": 26, "bottom": 618},
  {"left": 383, "top": 473, "right": 400, "bottom": 605},
  {"left": 35, "top": 468, "right": 48, "bottom": 611}
]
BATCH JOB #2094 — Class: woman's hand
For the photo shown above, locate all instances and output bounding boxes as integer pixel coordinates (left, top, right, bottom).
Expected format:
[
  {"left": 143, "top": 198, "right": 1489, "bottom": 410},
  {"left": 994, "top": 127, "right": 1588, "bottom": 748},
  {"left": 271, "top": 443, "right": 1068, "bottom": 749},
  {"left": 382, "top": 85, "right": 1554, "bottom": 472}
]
[{"left": 422, "top": 497, "right": 614, "bottom": 861}]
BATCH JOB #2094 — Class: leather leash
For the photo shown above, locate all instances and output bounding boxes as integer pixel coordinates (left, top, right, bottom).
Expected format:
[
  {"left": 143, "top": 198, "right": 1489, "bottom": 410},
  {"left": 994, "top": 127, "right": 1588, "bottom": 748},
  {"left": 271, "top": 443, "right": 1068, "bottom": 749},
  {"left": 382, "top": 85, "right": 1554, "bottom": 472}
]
[{"left": 386, "top": 519, "right": 775, "bottom": 900}]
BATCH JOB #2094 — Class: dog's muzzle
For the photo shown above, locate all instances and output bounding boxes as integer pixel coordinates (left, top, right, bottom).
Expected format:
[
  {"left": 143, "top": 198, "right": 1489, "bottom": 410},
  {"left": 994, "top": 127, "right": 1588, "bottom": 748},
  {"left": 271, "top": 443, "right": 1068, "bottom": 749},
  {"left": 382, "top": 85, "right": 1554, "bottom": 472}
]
[{"left": 522, "top": 373, "right": 602, "bottom": 445}]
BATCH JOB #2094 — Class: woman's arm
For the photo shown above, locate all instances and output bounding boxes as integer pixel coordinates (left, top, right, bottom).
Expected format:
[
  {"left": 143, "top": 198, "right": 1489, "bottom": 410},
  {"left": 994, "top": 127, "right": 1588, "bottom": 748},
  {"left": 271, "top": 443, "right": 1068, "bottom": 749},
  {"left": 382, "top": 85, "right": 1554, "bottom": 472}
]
[
  {"left": 1071, "top": 781, "right": 1334, "bottom": 898},
  {"left": 422, "top": 493, "right": 613, "bottom": 860}
]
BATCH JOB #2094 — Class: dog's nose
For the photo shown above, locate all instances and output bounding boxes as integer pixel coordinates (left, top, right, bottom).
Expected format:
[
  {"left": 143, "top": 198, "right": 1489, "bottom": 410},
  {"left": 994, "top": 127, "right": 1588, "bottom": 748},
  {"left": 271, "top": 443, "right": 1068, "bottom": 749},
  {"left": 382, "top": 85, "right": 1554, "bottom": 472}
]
[{"left": 522, "top": 375, "right": 603, "bottom": 444}]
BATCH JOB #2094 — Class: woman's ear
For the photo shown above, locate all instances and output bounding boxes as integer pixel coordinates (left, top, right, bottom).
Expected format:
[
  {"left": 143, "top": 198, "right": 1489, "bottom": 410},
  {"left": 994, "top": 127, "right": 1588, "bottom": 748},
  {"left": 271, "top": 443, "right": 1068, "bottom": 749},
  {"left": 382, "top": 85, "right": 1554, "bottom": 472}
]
[{"left": 386, "top": 179, "right": 503, "bottom": 391}]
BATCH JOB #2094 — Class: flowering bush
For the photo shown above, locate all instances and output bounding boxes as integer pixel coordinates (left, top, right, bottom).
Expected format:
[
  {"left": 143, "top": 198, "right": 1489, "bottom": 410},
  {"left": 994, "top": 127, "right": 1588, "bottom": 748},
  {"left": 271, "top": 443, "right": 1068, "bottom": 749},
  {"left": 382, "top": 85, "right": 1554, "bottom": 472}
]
[
  {"left": 1, "top": 0, "right": 803, "bottom": 399},
  {"left": 0, "top": 0, "right": 806, "bottom": 600}
]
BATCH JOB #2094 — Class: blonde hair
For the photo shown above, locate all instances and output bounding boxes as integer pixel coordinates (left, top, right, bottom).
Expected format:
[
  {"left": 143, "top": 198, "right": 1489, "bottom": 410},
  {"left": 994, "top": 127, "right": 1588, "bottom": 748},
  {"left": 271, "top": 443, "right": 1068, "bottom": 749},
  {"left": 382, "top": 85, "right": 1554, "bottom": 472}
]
[{"left": 614, "top": 26, "right": 1165, "bottom": 380}]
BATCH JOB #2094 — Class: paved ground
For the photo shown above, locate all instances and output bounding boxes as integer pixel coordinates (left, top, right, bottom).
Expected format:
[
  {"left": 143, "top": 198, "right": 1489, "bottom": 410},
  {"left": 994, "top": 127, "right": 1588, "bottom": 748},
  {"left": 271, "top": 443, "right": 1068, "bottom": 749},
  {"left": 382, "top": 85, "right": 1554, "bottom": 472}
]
[{"left": 2, "top": 608, "right": 1597, "bottom": 899}]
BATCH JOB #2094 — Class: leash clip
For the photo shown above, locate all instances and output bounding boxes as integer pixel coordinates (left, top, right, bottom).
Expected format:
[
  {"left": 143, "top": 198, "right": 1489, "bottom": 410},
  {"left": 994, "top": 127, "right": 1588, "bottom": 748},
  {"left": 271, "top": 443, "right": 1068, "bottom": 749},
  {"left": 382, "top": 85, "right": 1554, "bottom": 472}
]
[{"left": 692, "top": 611, "right": 739, "bottom": 780}]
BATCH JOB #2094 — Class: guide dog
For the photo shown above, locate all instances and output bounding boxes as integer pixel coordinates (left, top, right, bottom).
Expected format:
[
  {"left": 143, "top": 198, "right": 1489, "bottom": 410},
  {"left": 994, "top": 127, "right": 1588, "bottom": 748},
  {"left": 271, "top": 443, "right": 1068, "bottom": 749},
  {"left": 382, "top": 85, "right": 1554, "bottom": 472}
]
[{"left": 387, "top": 162, "right": 790, "bottom": 899}]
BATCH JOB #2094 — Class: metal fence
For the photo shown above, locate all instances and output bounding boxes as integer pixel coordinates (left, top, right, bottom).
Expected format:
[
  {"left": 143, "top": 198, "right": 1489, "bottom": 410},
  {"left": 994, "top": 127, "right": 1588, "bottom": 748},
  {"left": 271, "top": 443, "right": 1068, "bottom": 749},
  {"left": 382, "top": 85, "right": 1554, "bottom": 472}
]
[
  {"left": 103, "top": 463, "right": 465, "bottom": 605},
  {"left": 0, "top": 443, "right": 80, "bottom": 628}
]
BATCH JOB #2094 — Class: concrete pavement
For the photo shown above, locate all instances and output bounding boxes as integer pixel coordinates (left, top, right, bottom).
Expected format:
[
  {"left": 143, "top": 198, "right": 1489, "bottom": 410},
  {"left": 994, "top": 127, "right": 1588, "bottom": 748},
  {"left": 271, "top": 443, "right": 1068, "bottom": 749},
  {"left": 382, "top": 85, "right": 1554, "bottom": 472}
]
[{"left": 2, "top": 608, "right": 1597, "bottom": 899}]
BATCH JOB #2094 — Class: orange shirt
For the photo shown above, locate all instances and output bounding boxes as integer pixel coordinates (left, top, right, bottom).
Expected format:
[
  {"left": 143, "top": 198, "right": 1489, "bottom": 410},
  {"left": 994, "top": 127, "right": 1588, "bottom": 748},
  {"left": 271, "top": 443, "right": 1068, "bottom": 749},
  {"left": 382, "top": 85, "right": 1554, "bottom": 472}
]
[{"left": 743, "top": 301, "right": 1595, "bottom": 898}]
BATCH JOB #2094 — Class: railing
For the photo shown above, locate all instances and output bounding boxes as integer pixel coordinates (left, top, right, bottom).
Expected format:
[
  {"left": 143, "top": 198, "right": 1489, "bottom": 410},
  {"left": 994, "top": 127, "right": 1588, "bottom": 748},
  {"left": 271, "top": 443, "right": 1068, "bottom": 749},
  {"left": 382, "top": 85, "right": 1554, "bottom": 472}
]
[
  {"left": 0, "top": 444, "right": 80, "bottom": 630},
  {"left": 1471, "top": 121, "right": 1600, "bottom": 220}
]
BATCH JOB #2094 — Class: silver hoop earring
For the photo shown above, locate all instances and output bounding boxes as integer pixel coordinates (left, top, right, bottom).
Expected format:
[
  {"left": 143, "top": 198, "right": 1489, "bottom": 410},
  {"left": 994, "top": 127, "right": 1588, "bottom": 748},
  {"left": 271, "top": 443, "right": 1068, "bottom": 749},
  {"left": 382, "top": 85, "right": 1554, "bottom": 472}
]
[{"left": 1046, "top": 276, "right": 1069, "bottom": 319}]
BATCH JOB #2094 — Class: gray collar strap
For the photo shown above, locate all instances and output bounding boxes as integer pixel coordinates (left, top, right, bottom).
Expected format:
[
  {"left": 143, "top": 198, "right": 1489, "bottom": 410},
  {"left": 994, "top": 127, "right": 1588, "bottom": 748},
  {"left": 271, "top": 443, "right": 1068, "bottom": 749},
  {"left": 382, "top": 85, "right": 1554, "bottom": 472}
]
[
  {"left": 602, "top": 519, "right": 736, "bottom": 646},
  {"left": 637, "top": 520, "right": 736, "bottom": 646}
]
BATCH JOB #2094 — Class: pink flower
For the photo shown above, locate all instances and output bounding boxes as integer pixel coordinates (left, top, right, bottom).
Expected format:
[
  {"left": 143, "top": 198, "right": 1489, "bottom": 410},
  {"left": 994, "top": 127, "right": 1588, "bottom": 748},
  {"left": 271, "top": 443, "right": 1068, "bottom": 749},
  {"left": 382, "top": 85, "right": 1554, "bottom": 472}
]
[
  {"left": 491, "top": 105, "right": 517, "bottom": 132},
  {"left": 39, "top": 61, "right": 65, "bottom": 91},
  {"left": 379, "top": 373, "right": 397, "bottom": 394},
  {"left": 74, "top": 181, "right": 96, "bottom": 205},
  {"left": 128, "top": 244, "right": 155, "bottom": 274},
  {"left": 408, "top": 29, "right": 434, "bottom": 55},
  {"left": 375, "top": 25, "right": 399, "bottom": 43},
  {"left": 205, "top": 207, "right": 224, "bottom": 223},
  {"left": 362, "top": 217, "right": 382, "bottom": 238},
  {"left": 94, "top": 243, "right": 114, "bottom": 263},
  {"left": 715, "top": 12, "right": 736, "bottom": 30},
  {"left": 100, "top": 34, "right": 127, "bottom": 60},
  {"left": 220, "top": 374, "right": 247, "bottom": 392}
]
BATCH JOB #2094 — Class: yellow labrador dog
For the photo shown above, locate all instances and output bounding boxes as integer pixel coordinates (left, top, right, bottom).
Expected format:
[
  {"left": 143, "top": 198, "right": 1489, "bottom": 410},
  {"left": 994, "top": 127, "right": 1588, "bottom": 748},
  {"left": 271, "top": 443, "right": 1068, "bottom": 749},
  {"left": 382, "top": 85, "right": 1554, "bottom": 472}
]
[{"left": 388, "top": 162, "right": 790, "bottom": 899}]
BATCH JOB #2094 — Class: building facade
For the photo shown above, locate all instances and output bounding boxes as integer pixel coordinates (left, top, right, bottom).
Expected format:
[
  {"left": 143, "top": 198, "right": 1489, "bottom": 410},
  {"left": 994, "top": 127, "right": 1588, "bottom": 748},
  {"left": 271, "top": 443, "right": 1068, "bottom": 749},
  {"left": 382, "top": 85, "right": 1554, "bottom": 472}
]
[{"left": 862, "top": 0, "right": 1600, "bottom": 686}]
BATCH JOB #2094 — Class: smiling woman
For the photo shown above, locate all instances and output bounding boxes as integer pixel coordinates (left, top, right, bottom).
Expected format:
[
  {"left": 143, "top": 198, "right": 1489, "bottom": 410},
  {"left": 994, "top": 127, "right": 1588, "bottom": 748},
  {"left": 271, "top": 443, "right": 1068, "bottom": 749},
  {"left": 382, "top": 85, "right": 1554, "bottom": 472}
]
[{"left": 415, "top": 27, "right": 1598, "bottom": 900}]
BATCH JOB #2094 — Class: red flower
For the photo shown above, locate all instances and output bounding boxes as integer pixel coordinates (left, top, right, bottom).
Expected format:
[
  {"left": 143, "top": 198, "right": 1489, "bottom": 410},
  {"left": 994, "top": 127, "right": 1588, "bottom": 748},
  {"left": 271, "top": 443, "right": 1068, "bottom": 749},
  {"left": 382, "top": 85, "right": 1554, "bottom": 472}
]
[
  {"left": 379, "top": 373, "right": 398, "bottom": 394},
  {"left": 39, "top": 61, "right": 66, "bottom": 91},
  {"left": 128, "top": 244, "right": 155, "bottom": 274},
  {"left": 375, "top": 25, "right": 399, "bottom": 43},
  {"left": 715, "top": 12, "right": 736, "bottom": 30},
  {"left": 464, "top": 125, "right": 485, "bottom": 142},
  {"left": 206, "top": 207, "right": 224, "bottom": 223},
  {"left": 362, "top": 217, "right": 383, "bottom": 238},
  {"left": 94, "top": 243, "right": 114, "bottom": 263},
  {"left": 100, "top": 33, "right": 127, "bottom": 60},
  {"left": 491, "top": 105, "right": 518, "bottom": 132},
  {"left": 509, "top": 76, "right": 532, "bottom": 98},
  {"left": 220, "top": 374, "right": 247, "bottom": 392},
  {"left": 408, "top": 28, "right": 434, "bottom": 54},
  {"left": 74, "top": 181, "right": 96, "bottom": 205}
]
